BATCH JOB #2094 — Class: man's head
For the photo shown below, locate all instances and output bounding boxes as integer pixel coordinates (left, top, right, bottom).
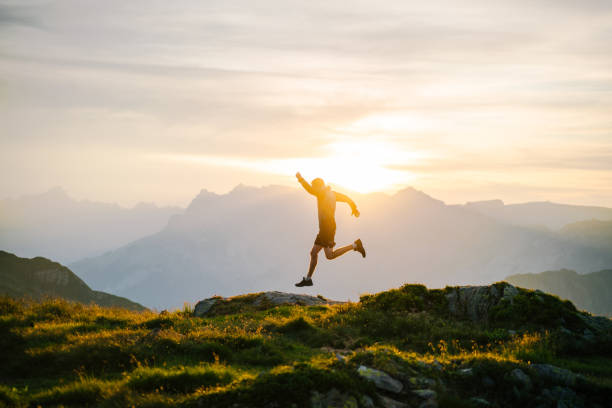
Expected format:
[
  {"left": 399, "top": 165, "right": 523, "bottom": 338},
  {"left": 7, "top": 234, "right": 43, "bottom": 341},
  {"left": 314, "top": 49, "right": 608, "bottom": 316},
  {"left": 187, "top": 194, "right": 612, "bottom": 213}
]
[{"left": 311, "top": 178, "right": 325, "bottom": 193}]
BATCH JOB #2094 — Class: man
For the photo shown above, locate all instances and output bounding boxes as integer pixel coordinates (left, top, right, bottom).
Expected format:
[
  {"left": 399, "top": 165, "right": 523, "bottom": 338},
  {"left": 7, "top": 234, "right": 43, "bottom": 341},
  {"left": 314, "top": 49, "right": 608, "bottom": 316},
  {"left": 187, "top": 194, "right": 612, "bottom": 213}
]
[{"left": 294, "top": 172, "right": 366, "bottom": 287}]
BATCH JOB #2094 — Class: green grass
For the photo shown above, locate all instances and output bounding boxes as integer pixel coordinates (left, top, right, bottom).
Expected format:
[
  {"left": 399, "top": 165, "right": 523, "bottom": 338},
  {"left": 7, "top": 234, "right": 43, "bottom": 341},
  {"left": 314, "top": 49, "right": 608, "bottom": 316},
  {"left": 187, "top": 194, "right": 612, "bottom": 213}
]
[{"left": 1, "top": 284, "right": 611, "bottom": 407}]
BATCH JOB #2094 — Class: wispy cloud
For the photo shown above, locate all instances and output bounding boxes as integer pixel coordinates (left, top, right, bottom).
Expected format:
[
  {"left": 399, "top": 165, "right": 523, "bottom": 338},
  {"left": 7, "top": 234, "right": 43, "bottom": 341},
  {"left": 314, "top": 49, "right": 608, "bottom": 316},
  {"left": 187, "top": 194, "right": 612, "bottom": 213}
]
[{"left": 1, "top": 0, "right": 611, "bottom": 206}]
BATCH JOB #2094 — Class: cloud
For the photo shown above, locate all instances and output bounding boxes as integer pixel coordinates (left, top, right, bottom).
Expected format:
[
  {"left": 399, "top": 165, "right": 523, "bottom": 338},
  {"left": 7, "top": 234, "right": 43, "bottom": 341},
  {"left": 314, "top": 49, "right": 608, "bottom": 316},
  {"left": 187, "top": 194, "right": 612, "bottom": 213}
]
[{"left": 1, "top": 0, "right": 611, "bottom": 206}]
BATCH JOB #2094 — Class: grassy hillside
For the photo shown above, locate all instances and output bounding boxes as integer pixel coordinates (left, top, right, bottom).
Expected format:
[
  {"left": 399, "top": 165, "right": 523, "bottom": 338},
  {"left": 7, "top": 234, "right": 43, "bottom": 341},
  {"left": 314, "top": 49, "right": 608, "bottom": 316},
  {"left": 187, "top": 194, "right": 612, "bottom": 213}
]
[
  {"left": 507, "top": 269, "right": 612, "bottom": 317},
  {"left": 0, "top": 251, "right": 145, "bottom": 312},
  {"left": 1, "top": 283, "right": 611, "bottom": 407}
]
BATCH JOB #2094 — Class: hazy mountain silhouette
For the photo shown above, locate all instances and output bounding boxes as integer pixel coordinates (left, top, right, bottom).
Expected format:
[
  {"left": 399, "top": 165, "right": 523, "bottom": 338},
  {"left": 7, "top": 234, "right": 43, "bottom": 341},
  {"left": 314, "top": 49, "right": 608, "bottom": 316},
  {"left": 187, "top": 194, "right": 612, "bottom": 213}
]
[
  {"left": 0, "top": 187, "right": 182, "bottom": 264},
  {"left": 506, "top": 269, "right": 612, "bottom": 316},
  {"left": 0, "top": 250, "right": 145, "bottom": 311},
  {"left": 560, "top": 219, "right": 612, "bottom": 250},
  {"left": 70, "top": 185, "right": 612, "bottom": 310},
  {"left": 463, "top": 199, "right": 612, "bottom": 230}
]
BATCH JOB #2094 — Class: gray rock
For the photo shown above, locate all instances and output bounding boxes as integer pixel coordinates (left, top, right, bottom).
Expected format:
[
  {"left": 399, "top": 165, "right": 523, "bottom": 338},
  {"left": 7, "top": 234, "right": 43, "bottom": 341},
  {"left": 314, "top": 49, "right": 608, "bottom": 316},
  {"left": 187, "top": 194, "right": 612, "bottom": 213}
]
[
  {"left": 194, "top": 291, "right": 344, "bottom": 317},
  {"left": 193, "top": 298, "right": 219, "bottom": 317},
  {"left": 378, "top": 395, "right": 408, "bottom": 408},
  {"left": 531, "top": 364, "right": 580, "bottom": 387},
  {"left": 357, "top": 365, "right": 403, "bottom": 393},
  {"left": 406, "top": 377, "right": 436, "bottom": 389},
  {"left": 255, "top": 291, "right": 344, "bottom": 307},
  {"left": 510, "top": 368, "right": 532, "bottom": 391},
  {"left": 412, "top": 389, "right": 436, "bottom": 400},
  {"left": 446, "top": 283, "right": 519, "bottom": 322}
]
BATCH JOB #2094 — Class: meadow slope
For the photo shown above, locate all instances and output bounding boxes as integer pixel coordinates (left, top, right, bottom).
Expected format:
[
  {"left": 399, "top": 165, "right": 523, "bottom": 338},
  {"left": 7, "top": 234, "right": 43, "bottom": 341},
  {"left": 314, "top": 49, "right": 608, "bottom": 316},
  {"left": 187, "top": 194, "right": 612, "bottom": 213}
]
[{"left": 1, "top": 282, "right": 611, "bottom": 407}]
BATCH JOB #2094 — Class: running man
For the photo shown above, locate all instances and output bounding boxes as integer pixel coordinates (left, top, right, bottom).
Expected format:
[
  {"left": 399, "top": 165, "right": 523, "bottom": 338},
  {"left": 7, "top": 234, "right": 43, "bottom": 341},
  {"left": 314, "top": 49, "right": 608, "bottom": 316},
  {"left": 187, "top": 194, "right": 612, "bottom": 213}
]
[{"left": 294, "top": 172, "right": 366, "bottom": 287}]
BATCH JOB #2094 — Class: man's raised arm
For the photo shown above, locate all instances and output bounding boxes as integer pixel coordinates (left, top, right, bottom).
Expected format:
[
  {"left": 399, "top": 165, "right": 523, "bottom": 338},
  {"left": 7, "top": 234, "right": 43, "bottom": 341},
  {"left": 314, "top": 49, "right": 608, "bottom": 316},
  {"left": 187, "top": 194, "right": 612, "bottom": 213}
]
[
  {"left": 296, "top": 172, "right": 315, "bottom": 195},
  {"left": 335, "top": 192, "right": 360, "bottom": 217}
]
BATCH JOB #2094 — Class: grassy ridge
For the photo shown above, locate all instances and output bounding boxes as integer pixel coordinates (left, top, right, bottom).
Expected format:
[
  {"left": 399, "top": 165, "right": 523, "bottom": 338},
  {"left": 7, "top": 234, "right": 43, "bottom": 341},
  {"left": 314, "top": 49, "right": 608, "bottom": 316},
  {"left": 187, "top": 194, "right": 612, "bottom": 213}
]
[{"left": 1, "top": 284, "right": 611, "bottom": 407}]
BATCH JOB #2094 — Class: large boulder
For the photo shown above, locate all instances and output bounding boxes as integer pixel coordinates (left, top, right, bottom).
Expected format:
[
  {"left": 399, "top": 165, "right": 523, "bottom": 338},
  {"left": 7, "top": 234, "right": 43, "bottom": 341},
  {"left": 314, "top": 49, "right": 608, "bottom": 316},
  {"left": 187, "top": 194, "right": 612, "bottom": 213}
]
[
  {"left": 194, "top": 291, "right": 343, "bottom": 317},
  {"left": 446, "top": 283, "right": 518, "bottom": 322}
]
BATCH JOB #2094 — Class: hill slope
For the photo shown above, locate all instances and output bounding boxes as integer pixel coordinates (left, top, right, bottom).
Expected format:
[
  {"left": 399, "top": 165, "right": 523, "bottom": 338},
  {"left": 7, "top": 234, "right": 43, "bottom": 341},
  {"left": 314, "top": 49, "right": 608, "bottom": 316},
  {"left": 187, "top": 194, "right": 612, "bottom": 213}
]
[
  {"left": 0, "top": 187, "right": 181, "bottom": 264},
  {"left": 1, "top": 282, "right": 611, "bottom": 407},
  {"left": 463, "top": 199, "right": 612, "bottom": 230},
  {"left": 0, "top": 250, "right": 146, "bottom": 311},
  {"left": 506, "top": 269, "right": 612, "bottom": 316},
  {"left": 71, "top": 185, "right": 612, "bottom": 309}
]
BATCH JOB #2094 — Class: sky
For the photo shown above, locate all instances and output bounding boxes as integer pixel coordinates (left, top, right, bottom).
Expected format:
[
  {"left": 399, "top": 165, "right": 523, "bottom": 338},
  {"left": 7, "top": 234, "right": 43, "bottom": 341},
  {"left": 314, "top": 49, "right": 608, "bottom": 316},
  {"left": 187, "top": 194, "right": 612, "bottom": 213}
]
[{"left": 1, "top": 0, "right": 611, "bottom": 207}]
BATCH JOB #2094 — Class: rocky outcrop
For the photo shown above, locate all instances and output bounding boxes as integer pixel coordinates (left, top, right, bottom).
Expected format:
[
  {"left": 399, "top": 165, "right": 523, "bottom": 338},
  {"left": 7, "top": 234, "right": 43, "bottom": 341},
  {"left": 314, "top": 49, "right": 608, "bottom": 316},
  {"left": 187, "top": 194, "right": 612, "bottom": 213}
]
[
  {"left": 446, "top": 283, "right": 518, "bottom": 322},
  {"left": 194, "top": 291, "right": 343, "bottom": 317}
]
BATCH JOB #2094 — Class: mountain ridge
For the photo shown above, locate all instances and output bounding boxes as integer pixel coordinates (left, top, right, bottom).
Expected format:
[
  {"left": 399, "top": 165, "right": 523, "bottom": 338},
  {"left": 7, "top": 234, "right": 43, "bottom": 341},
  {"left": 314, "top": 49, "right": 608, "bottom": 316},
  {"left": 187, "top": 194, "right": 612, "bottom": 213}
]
[
  {"left": 506, "top": 268, "right": 612, "bottom": 316},
  {"left": 0, "top": 250, "right": 146, "bottom": 311},
  {"left": 70, "top": 185, "right": 612, "bottom": 310},
  {"left": 0, "top": 188, "right": 182, "bottom": 263}
]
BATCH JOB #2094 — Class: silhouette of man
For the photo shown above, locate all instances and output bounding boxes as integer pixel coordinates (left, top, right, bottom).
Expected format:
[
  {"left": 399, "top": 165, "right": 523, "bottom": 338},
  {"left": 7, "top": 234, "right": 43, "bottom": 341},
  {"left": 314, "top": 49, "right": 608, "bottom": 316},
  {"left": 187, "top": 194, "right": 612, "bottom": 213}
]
[{"left": 295, "top": 172, "right": 366, "bottom": 287}]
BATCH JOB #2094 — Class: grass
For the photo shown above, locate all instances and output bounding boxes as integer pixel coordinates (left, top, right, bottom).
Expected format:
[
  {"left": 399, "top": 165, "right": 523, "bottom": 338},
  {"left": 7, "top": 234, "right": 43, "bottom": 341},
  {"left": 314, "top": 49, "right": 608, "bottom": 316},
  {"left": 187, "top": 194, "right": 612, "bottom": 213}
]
[{"left": 1, "top": 284, "right": 611, "bottom": 407}]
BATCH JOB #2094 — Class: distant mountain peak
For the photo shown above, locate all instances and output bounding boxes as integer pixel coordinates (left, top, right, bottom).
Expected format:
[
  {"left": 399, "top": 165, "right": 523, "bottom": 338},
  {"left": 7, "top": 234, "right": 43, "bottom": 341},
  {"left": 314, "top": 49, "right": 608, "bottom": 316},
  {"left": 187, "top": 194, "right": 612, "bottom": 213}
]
[
  {"left": 39, "top": 186, "right": 71, "bottom": 201},
  {"left": 394, "top": 186, "right": 445, "bottom": 206}
]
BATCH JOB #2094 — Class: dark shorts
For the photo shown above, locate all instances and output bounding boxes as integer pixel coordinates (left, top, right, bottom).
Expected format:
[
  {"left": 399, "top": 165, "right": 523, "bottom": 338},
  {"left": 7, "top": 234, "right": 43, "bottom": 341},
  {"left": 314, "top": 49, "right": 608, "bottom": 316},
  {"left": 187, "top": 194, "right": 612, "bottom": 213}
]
[{"left": 314, "top": 221, "right": 336, "bottom": 248}]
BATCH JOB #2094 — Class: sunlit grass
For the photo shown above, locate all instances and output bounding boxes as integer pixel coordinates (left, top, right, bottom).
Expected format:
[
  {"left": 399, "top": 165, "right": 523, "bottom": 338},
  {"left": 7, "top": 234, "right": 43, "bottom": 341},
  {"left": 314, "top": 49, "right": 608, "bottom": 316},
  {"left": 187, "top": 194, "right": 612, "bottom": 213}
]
[{"left": 1, "top": 289, "right": 611, "bottom": 407}]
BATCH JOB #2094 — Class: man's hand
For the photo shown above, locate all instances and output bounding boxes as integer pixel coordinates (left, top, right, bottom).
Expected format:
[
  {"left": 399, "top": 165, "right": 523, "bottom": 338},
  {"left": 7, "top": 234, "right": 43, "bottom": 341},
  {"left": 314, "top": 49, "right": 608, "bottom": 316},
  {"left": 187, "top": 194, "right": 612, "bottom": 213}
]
[
  {"left": 296, "top": 172, "right": 303, "bottom": 181},
  {"left": 352, "top": 207, "right": 360, "bottom": 217}
]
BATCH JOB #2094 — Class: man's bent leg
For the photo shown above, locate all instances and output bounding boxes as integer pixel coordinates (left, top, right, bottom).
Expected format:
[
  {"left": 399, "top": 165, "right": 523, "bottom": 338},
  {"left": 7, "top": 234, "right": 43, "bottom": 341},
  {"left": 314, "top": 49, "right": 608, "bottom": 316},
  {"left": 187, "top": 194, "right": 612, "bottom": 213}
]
[
  {"left": 307, "top": 245, "right": 323, "bottom": 278},
  {"left": 324, "top": 244, "right": 353, "bottom": 260}
]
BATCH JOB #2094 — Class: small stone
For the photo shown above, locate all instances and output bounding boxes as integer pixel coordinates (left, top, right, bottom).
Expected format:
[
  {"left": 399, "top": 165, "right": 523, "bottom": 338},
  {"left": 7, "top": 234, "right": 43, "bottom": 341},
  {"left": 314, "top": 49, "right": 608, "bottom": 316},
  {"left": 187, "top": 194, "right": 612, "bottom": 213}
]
[
  {"left": 357, "top": 365, "right": 403, "bottom": 393},
  {"left": 458, "top": 368, "right": 473, "bottom": 377},
  {"left": 412, "top": 389, "right": 437, "bottom": 400}
]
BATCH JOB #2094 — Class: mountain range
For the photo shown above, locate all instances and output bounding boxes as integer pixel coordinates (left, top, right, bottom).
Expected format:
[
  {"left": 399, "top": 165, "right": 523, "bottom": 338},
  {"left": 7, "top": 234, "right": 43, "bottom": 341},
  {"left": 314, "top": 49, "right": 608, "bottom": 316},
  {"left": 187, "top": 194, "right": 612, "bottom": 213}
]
[
  {"left": 506, "top": 268, "right": 612, "bottom": 316},
  {"left": 0, "top": 250, "right": 145, "bottom": 311},
  {"left": 462, "top": 199, "right": 612, "bottom": 230},
  {"left": 0, "top": 187, "right": 181, "bottom": 264},
  {"left": 69, "top": 185, "right": 612, "bottom": 309},
  {"left": 560, "top": 219, "right": 612, "bottom": 249}
]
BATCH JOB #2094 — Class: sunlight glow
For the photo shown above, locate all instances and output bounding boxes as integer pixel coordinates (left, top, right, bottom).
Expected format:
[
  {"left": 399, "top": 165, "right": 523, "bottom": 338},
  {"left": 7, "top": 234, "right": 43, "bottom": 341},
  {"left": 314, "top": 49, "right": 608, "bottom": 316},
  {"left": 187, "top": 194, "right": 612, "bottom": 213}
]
[{"left": 149, "top": 139, "right": 424, "bottom": 194}]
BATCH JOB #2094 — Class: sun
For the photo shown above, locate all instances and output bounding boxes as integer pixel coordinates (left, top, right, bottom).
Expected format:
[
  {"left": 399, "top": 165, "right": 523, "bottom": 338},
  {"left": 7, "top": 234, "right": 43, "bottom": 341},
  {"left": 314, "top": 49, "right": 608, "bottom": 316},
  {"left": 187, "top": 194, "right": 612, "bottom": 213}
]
[{"left": 284, "top": 140, "right": 421, "bottom": 194}]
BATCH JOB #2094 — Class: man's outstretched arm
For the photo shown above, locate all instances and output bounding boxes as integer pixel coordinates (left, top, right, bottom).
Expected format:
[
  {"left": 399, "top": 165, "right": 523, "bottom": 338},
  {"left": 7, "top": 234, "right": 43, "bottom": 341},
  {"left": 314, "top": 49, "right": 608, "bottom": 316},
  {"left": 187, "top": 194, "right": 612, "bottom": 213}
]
[
  {"left": 296, "top": 172, "right": 315, "bottom": 195},
  {"left": 335, "top": 192, "right": 360, "bottom": 217}
]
